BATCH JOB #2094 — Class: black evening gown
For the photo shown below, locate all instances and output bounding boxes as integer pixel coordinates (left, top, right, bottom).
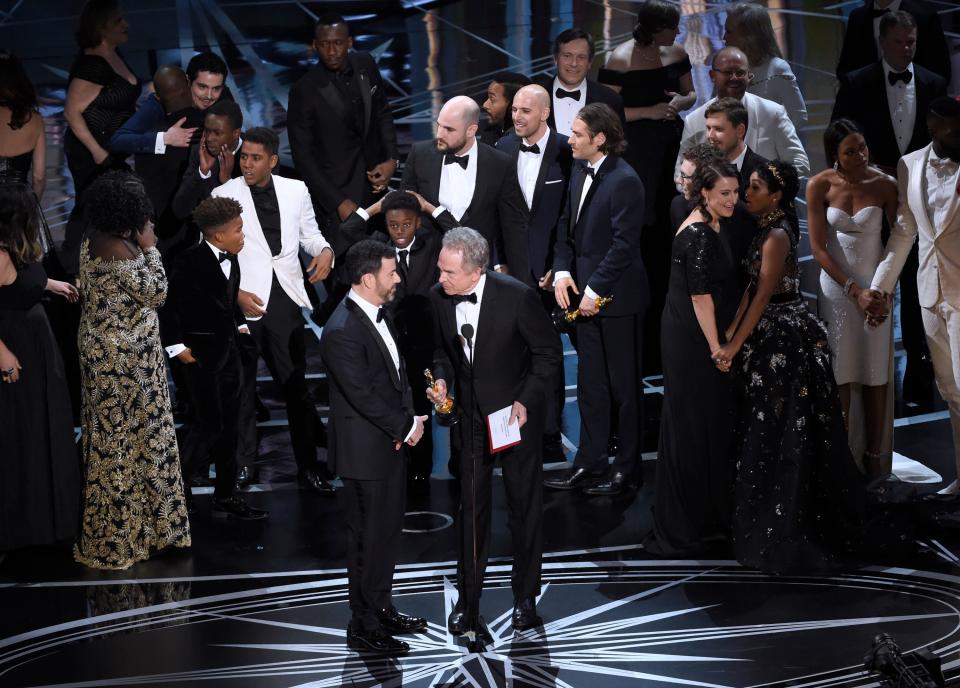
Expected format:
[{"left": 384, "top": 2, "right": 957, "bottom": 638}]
[
  {"left": 731, "top": 221, "right": 865, "bottom": 574},
  {"left": 0, "top": 261, "right": 81, "bottom": 551},
  {"left": 645, "top": 222, "right": 734, "bottom": 556}
]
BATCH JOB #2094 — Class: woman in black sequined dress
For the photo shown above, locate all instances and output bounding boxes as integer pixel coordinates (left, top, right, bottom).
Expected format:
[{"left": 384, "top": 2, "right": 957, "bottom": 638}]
[{"left": 714, "top": 161, "right": 866, "bottom": 574}]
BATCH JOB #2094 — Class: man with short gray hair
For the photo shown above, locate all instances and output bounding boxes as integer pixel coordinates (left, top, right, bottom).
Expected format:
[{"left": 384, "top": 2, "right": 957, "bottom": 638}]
[{"left": 426, "top": 227, "right": 561, "bottom": 644}]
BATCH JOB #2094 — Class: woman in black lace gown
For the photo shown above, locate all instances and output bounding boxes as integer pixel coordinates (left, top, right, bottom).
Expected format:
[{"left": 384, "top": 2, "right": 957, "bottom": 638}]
[
  {"left": 714, "top": 161, "right": 865, "bottom": 574},
  {"left": 644, "top": 161, "right": 740, "bottom": 556},
  {"left": 0, "top": 186, "right": 81, "bottom": 553}
]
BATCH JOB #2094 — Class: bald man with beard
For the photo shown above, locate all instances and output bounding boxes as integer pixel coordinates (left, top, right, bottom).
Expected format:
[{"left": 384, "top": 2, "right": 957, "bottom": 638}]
[{"left": 400, "top": 95, "right": 529, "bottom": 280}]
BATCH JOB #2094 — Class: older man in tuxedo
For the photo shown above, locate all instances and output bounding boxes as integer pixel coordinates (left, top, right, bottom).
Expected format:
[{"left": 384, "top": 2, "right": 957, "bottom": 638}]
[
  {"left": 400, "top": 95, "right": 528, "bottom": 279},
  {"left": 870, "top": 98, "right": 960, "bottom": 495},
  {"left": 426, "top": 228, "right": 561, "bottom": 644},
  {"left": 675, "top": 47, "right": 808, "bottom": 181},
  {"left": 212, "top": 127, "right": 336, "bottom": 494}
]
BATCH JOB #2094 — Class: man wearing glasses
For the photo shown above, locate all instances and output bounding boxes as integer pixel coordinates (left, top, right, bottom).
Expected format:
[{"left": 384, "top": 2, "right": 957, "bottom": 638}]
[{"left": 674, "top": 47, "right": 808, "bottom": 183}]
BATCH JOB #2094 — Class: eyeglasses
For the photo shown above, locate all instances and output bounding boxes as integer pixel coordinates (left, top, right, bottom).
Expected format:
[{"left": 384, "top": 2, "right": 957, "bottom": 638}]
[
  {"left": 713, "top": 69, "right": 752, "bottom": 80},
  {"left": 678, "top": 171, "right": 693, "bottom": 180}
]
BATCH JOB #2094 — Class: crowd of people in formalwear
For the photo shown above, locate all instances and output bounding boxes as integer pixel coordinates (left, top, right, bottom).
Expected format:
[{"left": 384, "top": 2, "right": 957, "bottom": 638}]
[{"left": 0, "top": 0, "right": 959, "bottom": 655}]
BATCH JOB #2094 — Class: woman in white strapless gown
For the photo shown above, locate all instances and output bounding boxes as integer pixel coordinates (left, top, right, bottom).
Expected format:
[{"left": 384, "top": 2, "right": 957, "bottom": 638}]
[{"left": 807, "top": 120, "right": 899, "bottom": 483}]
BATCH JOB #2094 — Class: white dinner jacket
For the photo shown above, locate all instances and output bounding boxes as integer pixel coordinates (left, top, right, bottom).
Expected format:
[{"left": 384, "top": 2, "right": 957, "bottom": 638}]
[
  {"left": 675, "top": 91, "right": 810, "bottom": 181},
  {"left": 212, "top": 175, "right": 331, "bottom": 320},
  {"left": 872, "top": 143, "right": 960, "bottom": 310}
]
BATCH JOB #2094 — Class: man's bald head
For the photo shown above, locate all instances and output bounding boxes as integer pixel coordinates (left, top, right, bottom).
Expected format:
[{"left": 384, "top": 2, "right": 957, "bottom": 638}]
[
  {"left": 436, "top": 95, "right": 481, "bottom": 154},
  {"left": 511, "top": 84, "right": 551, "bottom": 141},
  {"left": 442, "top": 95, "right": 481, "bottom": 127},
  {"left": 153, "top": 65, "right": 193, "bottom": 114},
  {"left": 710, "top": 47, "right": 751, "bottom": 99}
]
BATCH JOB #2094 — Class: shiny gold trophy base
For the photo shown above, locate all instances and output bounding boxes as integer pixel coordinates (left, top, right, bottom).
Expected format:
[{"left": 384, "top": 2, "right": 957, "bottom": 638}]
[
  {"left": 552, "top": 295, "right": 614, "bottom": 333},
  {"left": 424, "top": 368, "right": 458, "bottom": 425}
]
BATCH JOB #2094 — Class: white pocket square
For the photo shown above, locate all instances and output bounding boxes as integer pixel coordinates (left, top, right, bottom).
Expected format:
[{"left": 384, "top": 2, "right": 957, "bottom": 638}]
[{"left": 545, "top": 179, "right": 562, "bottom": 185}]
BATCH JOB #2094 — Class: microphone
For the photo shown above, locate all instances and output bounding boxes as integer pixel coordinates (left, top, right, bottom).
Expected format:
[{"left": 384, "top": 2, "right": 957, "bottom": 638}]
[{"left": 461, "top": 323, "right": 475, "bottom": 360}]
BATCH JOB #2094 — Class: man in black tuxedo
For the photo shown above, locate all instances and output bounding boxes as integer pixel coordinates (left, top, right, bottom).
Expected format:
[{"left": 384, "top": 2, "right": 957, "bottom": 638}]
[
  {"left": 161, "top": 197, "right": 267, "bottom": 520},
  {"left": 832, "top": 9, "right": 947, "bottom": 399},
  {"left": 836, "top": 0, "right": 951, "bottom": 81},
  {"left": 400, "top": 95, "right": 529, "bottom": 279},
  {"left": 426, "top": 228, "right": 561, "bottom": 643},
  {"left": 545, "top": 103, "right": 648, "bottom": 497},
  {"left": 534, "top": 28, "right": 625, "bottom": 138},
  {"left": 478, "top": 71, "right": 531, "bottom": 147},
  {"left": 339, "top": 191, "right": 442, "bottom": 484},
  {"left": 495, "top": 83, "right": 572, "bottom": 461},
  {"left": 320, "top": 240, "right": 428, "bottom": 655}
]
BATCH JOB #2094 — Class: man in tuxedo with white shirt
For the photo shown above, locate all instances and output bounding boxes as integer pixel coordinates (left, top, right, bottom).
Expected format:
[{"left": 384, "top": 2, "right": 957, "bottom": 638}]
[
  {"left": 534, "top": 28, "right": 624, "bottom": 138},
  {"left": 832, "top": 10, "right": 947, "bottom": 399},
  {"left": 495, "top": 83, "right": 572, "bottom": 461},
  {"left": 400, "top": 95, "right": 528, "bottom": 279},
  {"left": 426, "top": 228, "right": 561, "bottom": 644},
  {"left": 212, "top": 127, "right": 336, "bottom": 494},
  {"left": 321, "top": 240, "right": 428, "bottom": 655},
  {"left": 675, "top": 47, "right": 808, "bottom": 181},
  {"left": 869, "top": 97, "right": 960, "bottom": 494}
]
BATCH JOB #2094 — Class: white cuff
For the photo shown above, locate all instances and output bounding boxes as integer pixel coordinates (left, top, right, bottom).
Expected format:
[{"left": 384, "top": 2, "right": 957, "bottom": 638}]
[
  {"left": 403, "top": 417, "right": 419, "bottom": 443},
  {"left": 199, "top": 166, "right": 212, "bottom": 179},
  {"left": 238, "top": 325, "right": 250, "bottom": 334},
  {"left": 154, "top": 132, "right": 167, "bottom": 155},
  {"left": 493, "top": 264, "right": 503, "bottom": 271},
  {"left": 166, "top": 343, "right": 187, "bottom": 358},
  {"left": 431, "top": 205, "right": 447, "bottom": 219},
  {"left": 355, "top": 207, "right": 370, "bottom": 221},
  {"left": 553, "top": 270, "right": 572, "bottom": 285},
  {"left": 584, "top": 285, "right": 599, "bottom": 300}
]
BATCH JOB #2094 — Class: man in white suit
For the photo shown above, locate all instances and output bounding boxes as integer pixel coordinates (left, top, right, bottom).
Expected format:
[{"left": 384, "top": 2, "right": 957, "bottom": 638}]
[
  {"left": 675, "top": 47, "right": 809, "bottom": 181},
  {"left": 871, "top": 97, "right": 960, "bottom": 493},
  {"left": 212, "top": 127, "right": 336, "bottom": 493}
]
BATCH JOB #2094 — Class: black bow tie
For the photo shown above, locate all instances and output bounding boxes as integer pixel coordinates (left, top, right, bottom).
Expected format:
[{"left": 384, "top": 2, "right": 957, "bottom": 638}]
[
  {"left": 556, "top": 88, "right": 581, "bottom": 100},
  {"left": 376, "top": 307, "right": 384, "bottom": 323},
  {"left": 519, "top": 142, "right": 541, "bottom": 154},
  {"left": 583, "top": 165, "right": 596, "bottom": 179},
  {"left": 218, "top": 251, "right": 230, "bottom": 263},
  {"left": 443, "top": 153, "right": 469, "bottom": 169},
  {"left": 450, "top": 292, "right": 477, "bottom": 305},
  {"left": 888, "top": 69, "right": 912, "bottom": 85},
  {"left": 871, "top": 7, "right": 890, "bottom": 18}
]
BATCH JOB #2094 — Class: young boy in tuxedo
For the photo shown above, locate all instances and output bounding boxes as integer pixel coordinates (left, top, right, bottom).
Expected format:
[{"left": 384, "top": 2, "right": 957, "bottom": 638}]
[{"left": 161, "top": 196, "right": 267, "bottom": 520}]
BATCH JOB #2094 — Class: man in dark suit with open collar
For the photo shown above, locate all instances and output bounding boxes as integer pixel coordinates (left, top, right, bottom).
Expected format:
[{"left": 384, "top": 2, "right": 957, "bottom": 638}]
[
  {"left": 495, "top": 83, "right": 572, "bottom": 461},
  {"left": 426, "top": 228, "right": 561, "bottom": 645},
  {"left": 545, "top": 103, "right": 648, "bottom": 497},
  {"left": 534, "top": 27, "right": 625, "bottom": 138},
  {"left": 836, "top": 0, "right": 951, "bottom": 81},
  {"left": 161, "top": 197, "right": 266, "bottom": 520},
  {"left": 321, "top": 240, "right": 428, "bottom": 655},
  {"left": 400, "top": 95, "right": 529, "bottom": 281}
]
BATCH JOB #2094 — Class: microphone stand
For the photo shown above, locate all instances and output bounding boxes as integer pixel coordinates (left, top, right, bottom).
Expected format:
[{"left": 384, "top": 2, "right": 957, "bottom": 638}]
[{"left": 461, "top": 323, "right": 485, "bottom": 650}]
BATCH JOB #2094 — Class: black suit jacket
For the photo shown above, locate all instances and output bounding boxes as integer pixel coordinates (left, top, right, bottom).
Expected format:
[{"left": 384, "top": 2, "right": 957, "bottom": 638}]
[
  {"left": 430, "top": 271, "right": 561, "bottom": 421},
  {"left": 320, "top": 297, "right": 415, "bottom": 480},
  {"left": 160, "top": 241, "right": 246, "bottom": 371},
  {"left": 553, "top": 155, "right": 649, "bottom": 317},
  {"left": 535, "top": 75, "right": 626, "bottom": 130},
  {"left": 832, "top": 62, "right": 947, "bottom": 169},
  {"left": 400, "top": 140, "right": 529, "bottom": 277},
  {"left": 738, "top": 147, "right": 768, "bottom": 198},
  {"left": 496, "top": 130, "right": 573, "bottom": 286},
  {"left": 288, "top": 52, "right": 398, "bottom": 219},
  {"left": 836, "top": 0, "right": 951, "bottom": 81},
  {"left": 171, "top": 141, "right": 242, "bottom": 220}
]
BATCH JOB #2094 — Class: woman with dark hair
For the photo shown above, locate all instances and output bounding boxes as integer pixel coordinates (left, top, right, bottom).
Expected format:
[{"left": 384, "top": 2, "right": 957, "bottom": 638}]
[
  {"left": 0, "top": 185, "right": 81, "bottom": 554},
  {"left": 715, "top": 160, "right": 866, "bottom": 573},
  {"left": 644, "top": 160, "right": 739, "bottom": 557},
  {"left": 0, "top": 51, "right": 46, "bottom": 197},
  {"left": 62, "top": 0, "right": 140, "bottom": 272},
  {"left": 599, "top": 0, "right": 696, "bottom": 374},
  {"left": 74, "top": 171, "right": 190, "bottom": 570},
  {"left": 724, "top": 3, "right": 806, "bottom": 127},
  {"left": 806, "top": 119, "right": 899, "bottom": 485}
]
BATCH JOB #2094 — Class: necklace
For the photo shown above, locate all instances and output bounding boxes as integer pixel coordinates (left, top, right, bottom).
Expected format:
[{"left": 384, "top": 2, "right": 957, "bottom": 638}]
[
  {"left": 634, "top": 43, "right": 660, "bottom": 63},
  {"left": 758, "top": 208, "right": 785, "bottom": 228}
]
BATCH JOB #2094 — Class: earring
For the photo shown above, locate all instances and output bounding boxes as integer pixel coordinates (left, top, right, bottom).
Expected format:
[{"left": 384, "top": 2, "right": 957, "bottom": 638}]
[{"left": 833, "top": 161, "right": 839, "bottom": 171}]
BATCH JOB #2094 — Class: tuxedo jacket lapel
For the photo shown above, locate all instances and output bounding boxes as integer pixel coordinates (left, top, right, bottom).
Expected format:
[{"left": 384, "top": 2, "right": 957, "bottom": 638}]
[
  {"left": 238, "top": 183, "right": 271, "bottom": 256},
  {"left": 317, "top": 79, "right": 349, "bottom": 124},
  {"left": 574, "top": 156, "right": 616, "bottom": 233},
  {"left": 355, "top": 55, "right": 372, "bottom": 137},
  {"left": 345, "top": 298, "right": 402, "bottom": 391},
  {"left": 461, "top": 145, "right": 487, "bottom": 223},
  {"left": 424, "top": 147, "right": 443, "bottom": 206},
  {"left": 567, "top": 166, "right": 586, "bottom": 237},
  {"left": 530, "top": 132, "right": 557, "bottom": 216}
]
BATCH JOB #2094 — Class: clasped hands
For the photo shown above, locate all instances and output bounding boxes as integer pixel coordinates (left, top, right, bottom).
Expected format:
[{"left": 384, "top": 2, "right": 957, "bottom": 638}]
[
  {"left": 854, "top": 286, "right": 891, "bottom": 328},
  {"left": 554, "top": 277, "right": 598, "bottom": 316}
]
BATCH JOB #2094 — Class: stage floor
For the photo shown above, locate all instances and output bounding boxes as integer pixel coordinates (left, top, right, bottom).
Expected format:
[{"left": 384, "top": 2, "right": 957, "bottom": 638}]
[{"left": 3, "top": 0, "right": 960, "bottom": 685}]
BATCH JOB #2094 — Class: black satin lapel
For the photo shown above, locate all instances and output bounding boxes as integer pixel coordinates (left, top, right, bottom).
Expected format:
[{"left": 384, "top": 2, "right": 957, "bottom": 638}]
[
  {"left": 357, "top": 60, "right": 372, "bottom": 137},
  {"left": 317, "top": 81, "right": 348, "bottom": 123},
  {"left": 345, "top": 299, "right": 402, "bottom": 390},
  {"left": 568, "top": 167, "right": 586, "bottom": 237},
  {"left": 530, "top": 133, "right": 556, "bottom": 216}
]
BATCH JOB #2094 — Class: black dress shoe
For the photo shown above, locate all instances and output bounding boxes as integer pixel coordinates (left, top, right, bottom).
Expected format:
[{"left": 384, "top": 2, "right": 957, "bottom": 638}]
[
  {"left": 544, "top": 467, "right": 601, "bottom": 491},
  {"left": 346, "top": 625, "right": 409, "bottom": 655},
  {"left": 583, "top": 471, "right": 631, "bottom": 496},
  {"left": 448, "top": 609, "right": 468, "bottom": 635},
  {"left": 211, "top": 495, "right": 269, "bottom": 520},
  {"left": 377, "top": 607, "right": 427, "bottom": 634},
  {"left": 298, "top": 468, "right": 336, "bottom": 495},
  {"left": 512, "top": 598, "right": 542, "bottom": 630},
  {"left": 235, "top": 466, "right": 257, "bottom": 491}
]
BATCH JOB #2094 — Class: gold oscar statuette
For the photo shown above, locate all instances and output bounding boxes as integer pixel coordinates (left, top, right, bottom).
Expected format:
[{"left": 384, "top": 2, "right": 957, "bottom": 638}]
[{"left": 424, "top": 369, "right": 456, "bottom": 418}]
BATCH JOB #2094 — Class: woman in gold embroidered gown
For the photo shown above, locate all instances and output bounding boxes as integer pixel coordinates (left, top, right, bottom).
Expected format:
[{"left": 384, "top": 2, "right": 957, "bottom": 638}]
[{"left": 74, "top": 171, "right": 190, "bottom": 570}]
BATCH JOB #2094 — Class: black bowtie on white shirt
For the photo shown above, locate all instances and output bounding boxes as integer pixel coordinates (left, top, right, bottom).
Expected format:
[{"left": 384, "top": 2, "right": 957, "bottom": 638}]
[
  {"left": 883, "top": 59, "right": 916, "bottom": 155},
  {"left": 437, "top": 139, "right": 478, "bottom": 222},
  {"left": 552, "top": 77, "right": 587, "bottom": 137},
  {"left": 552, "top": 156, "right": 606, "bottom": 301},
  {"left": 455, "top": 273, "right": 485, "bottom": 363},
  {"left": 517, "top": 127, "right": 551, "bottom": 210}
]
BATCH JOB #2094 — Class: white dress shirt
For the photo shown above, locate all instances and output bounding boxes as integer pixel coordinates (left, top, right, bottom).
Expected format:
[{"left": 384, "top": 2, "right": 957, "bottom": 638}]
[
  {"left": 438, "top": 139, "right": 478, "bottom": 222},
  {"left": 883, "top": 59, "right": 916, "bottom": 155},
  {"left": 924, "top": 154, "right": 960, "bottom": 234},
  {"left": 552, "top": 77, "right": 587, "bottom": 137},
  {"left": 395, "top": 236, "right": 415, "bottom": 271},
  {"left": 732, "top": 145, "right": 748, "bottom": 171},
  {"left": 455, "top": 273, "right": 486, "bottom": 363},
  {"left": 553, "top": 156, "right": 606, "bottom": 300},
  {"left": 517, "top": 126, "right": 551, "bottom": 210}
]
